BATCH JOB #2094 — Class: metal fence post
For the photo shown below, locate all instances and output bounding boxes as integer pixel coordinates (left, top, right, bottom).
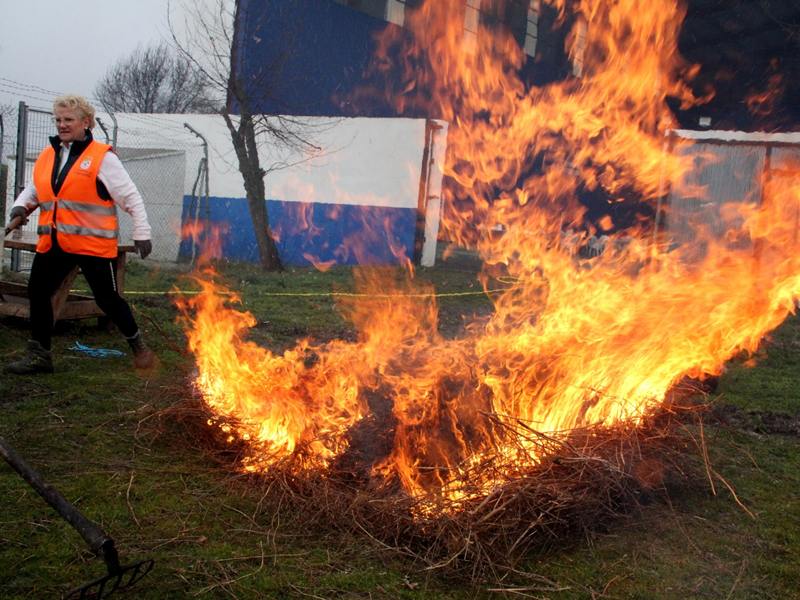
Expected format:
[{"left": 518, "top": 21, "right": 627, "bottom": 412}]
[
  {"left": 14, "top": 102, "right": 28, "bottom": 198},
  {"left": 0, "top": 164, "right": 7, "bottom": 230},
  {"left": 183, "top": 123, "right": 210, "bottom": 264},
  {"left": 0, "top": 113, "right": 6, "bottom": 229},
  {"left": 96, "top": 117, "right": 111, "bottom": 145},
  {"left": 11, "top": 102, "right": 29, "bottom": 271}
]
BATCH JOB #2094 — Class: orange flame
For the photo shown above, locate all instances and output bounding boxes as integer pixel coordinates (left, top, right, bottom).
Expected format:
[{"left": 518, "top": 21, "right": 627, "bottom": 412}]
[
  {"left": 182, "top": 0, "right": 800, "bottom": 506},
  {"left": 745, "top": 72, "right": 784, "bottom": 118}
]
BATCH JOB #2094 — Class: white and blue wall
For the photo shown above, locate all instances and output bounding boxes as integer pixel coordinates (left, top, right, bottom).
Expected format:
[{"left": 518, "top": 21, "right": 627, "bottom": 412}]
[{"left": 107, "top": 113, "right": 447, "bottom": 267}]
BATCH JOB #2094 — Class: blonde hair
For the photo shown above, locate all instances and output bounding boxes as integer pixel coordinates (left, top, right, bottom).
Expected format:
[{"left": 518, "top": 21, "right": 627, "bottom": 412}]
[{"left": 53, "top": 95, "right": 96, "bottom": 129}]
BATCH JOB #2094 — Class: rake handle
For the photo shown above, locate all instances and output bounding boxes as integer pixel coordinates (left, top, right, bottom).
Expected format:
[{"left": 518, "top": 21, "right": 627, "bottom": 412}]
[
  {"left": 4, "top": 215, "right": 24, "bottom": 236},
  {"left": 0, "top": 435, "right": 117, "bottom": 569}
]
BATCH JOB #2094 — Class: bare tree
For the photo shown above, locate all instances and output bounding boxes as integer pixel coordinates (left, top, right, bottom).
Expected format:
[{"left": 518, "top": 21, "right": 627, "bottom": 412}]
[
  {"left": 95, "top": 42, "right": 219, "bottom": 114},
  {"left": 170, "top": 0, "right": 321, "bottom": 271}
]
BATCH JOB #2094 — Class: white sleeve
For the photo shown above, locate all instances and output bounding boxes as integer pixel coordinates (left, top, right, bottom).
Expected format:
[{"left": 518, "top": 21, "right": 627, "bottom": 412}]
[
  {"left": 12, "top": 182, "right": 40, "bottom": 213},
  {"left": 97, "top": 151, "right": 152, "bottom": 241}
]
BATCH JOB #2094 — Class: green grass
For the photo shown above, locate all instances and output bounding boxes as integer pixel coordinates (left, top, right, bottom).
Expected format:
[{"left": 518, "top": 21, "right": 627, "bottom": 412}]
[
  {"left": 1, "top": 259, "right": 799, "bottom": 599},
  {"left": 717, "top": 327, "right": 800, "bottom": 414}
]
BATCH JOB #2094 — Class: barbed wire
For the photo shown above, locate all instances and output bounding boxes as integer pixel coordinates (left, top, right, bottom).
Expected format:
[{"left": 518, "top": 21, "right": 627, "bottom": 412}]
[
  {"left": 0, "top": 76, "right": 108, "bottom": 107},
  {"left": 114, "top": 112, "right": 241, "bottom": 172},
  {"left": 116, "top": 114, "right": 203, "bottom": 147},
  {"left": 0, "top": 77, "right": 65, "bottom": 98},
  {"left": 0, "top": 84, "right": 54, "bottom": 108}
]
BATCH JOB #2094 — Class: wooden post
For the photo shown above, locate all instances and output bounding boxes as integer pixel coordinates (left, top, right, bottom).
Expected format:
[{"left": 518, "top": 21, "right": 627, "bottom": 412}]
[{"left": 0, "top": 164, "right": 7, "bottom": 229}]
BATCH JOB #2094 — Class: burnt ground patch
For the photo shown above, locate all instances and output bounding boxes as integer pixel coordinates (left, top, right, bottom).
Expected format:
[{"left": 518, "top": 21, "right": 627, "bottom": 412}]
[{"left": 711, "top": 403, "right": 800, "bottom": 436}]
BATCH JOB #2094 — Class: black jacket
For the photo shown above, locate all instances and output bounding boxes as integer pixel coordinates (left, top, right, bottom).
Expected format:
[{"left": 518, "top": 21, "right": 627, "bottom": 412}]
[{"left": 48, "top": 130, "right": 113, "bottom": 200}]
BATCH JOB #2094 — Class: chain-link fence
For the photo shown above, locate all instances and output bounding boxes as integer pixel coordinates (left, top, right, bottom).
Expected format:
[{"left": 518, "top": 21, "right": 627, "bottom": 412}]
[
  {"left": 6, "top": 104, "right": 53, "bottom": 271},
  {"left": 663, "top": 134, "right": 800, "bottom": 250},
  {"left": 109, "top": 113, "right": 213, "bottom": 265},
  {"left": 2, "top": 102, "right": 208, "bottom": 271}
]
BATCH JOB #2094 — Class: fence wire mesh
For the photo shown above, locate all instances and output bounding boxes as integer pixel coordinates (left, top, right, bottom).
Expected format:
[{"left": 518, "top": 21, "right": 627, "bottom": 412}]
[{"left": 665, "top": 139, "right": 800, "bottom": 249}]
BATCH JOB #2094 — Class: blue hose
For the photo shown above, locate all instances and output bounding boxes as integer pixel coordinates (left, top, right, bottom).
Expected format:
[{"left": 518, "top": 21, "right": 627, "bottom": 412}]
[{"left": 68, "top": 341, "right": 126, "bottom": 359}]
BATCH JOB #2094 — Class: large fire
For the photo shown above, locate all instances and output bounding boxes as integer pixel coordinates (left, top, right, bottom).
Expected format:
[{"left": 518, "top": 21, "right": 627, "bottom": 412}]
[{"left": 181, "top": 0, "right": 800, "bottom": 507}]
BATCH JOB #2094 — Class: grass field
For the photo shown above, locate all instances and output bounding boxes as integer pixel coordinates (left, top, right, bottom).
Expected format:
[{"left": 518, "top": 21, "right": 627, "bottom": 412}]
[{"left": 1, "top": 257, "right": 798, "bottom": 599}]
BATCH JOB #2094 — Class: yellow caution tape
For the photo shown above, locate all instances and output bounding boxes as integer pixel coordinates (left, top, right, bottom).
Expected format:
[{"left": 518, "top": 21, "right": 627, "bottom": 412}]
[{"left": 70, "top": 288, "right": 510, "bottom": 299}]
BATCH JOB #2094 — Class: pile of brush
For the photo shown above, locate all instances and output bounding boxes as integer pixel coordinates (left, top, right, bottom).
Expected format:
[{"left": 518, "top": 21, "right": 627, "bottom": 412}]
[
  {"left": 298, "top": 409, "right": 703, "bottom": 578},
  {"left": 149, "top": 380, "right": 711, "bottom": 581}
]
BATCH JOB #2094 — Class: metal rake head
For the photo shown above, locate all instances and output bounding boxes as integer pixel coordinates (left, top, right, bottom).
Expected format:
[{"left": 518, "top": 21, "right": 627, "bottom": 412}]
[{"left": 63, "top": 558, "right": 155, "bottom": 600}]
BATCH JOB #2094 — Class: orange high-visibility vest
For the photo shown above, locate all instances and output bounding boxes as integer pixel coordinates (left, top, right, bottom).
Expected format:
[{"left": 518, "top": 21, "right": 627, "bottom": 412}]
[{"left": 32, "top": 141, "right": 118, "bottom": 258}]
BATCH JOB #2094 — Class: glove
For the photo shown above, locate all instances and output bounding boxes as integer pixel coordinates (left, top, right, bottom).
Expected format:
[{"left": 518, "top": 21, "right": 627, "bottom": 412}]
[
  {"left": 9, "top": 206, "right": 29, "bottom": 227},
  {"left": 134, "top": 239, "right": 153, "bottom": 259}
]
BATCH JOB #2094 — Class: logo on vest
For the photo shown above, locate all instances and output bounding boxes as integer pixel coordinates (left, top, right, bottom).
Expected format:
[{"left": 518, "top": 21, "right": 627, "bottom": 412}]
[{"left": 80, "top": 158, "right": 92, "bottom": 170}]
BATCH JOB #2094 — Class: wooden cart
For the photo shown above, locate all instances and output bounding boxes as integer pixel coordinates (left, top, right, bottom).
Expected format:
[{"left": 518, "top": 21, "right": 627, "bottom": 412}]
[{"left": 0, "top": 231, "right": 137, "bottom": 322}]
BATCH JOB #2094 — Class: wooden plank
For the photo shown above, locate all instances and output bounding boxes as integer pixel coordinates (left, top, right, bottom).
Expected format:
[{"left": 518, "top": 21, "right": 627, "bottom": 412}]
[
  {"left": 52, "top": 267, "right": 86, "bottom": 321},
  {"left": 3, "top": 231, "right": 137, "bottom": 254},
  {"left": 0, "top": 303, "right": 30, "bottom": 319},
  {"left": 0, "top": 279, "right": 31, "bottom": 319},
  {"left": 0, "top": 281, "right": 28, "bottom": 295},
  {"left": 57, "top": 300, "right": 105, "bottom": 321}
]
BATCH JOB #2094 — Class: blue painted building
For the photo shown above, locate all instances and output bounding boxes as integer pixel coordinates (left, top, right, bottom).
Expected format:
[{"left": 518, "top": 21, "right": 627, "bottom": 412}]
[
  {"left": 194, "top": 0, "right": 800, "bottom": 265},
  {"left": 231, "top": 0, "right": 572, "bottom": 118}
]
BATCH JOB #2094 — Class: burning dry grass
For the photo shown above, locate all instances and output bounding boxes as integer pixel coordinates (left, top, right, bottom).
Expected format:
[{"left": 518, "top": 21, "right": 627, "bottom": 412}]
[
  {"left": 170, "top": 1, "right": 800, "bottom": 582},
  {"left": 159, "top": 2, "right": 800, "bottom": 582},
  {"left": 145, "top": 379, "right": 712, "bottom": 582}
]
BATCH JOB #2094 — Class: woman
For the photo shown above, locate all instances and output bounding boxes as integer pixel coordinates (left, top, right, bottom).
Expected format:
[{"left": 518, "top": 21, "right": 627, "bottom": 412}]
[{"left": 6, "top": 95, "right": 155, "bottom": 374}]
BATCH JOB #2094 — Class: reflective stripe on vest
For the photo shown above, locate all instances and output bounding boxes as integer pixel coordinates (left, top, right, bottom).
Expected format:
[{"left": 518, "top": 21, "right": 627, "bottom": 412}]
[
  {"left": 37, "top": 199, "right": 118, "bottom": 238},
  {"left": 57, "top": 224, "right": 118, "bottom": 239},
  {"left": 58, "top": 199, "right": 117, "bottom": 216}
]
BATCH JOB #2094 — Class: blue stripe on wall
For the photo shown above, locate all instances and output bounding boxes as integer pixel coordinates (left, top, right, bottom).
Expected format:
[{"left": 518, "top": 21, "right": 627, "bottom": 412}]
[{"left": 180, "top": 195, "right": 417, "bottom": 266}]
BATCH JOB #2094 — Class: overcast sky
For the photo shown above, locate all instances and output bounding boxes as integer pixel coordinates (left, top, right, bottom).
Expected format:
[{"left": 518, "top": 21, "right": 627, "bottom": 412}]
[{"left": 1, "top": 0, "right": 182, "bottom": 110}]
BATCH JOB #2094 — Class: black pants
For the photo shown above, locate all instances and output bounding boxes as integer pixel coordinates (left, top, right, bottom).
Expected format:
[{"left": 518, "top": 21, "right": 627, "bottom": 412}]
[{"left": 28, "top": 239, "right": 138, "bottom": 350}]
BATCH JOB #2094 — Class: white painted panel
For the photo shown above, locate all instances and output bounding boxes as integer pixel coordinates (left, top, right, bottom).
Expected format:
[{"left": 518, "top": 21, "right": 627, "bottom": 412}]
[
  {"left": 105, "top": 113, "right": 432, "bottom": 210},
  {"left": 267, "top": 117, "right": 426, "bottom": 209},
  {"left": 421, "top": 121, "right": 449, "bottom": 267}
]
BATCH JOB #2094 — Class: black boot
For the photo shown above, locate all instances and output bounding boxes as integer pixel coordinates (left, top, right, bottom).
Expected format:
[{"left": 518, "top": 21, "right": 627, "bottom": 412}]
[
  {"left": 5, "top": 340, "right": 54, "bottom": 375},
  {"left": 127, "top": 332, "right": 155, "bottom": 369}
]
